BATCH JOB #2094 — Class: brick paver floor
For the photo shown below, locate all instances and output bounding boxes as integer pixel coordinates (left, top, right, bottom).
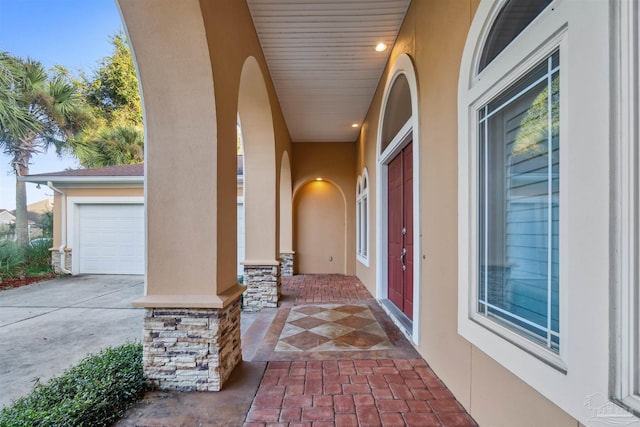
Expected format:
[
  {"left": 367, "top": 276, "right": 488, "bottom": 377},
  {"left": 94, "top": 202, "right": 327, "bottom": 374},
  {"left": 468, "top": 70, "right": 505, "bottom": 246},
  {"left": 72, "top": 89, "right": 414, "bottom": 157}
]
[
  {"left": 282, "top": 274, "right": 374, "bottom": 304},
  {"left": 243, "top": 275, "right": 477, "bottom": 427}
]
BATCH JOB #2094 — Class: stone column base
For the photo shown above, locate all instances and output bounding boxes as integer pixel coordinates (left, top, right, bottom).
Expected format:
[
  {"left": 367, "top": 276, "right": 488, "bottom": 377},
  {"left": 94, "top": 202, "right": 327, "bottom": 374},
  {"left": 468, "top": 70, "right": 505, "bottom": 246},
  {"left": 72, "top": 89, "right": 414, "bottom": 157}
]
[
  {"left": 51, "top": 249, "right": 72, "bottom": 274},
  {"left": 142, "top": 296, "right": 242, "bottom": 392},
  {"left": 243, "top": 263, "right": 281, "bottom": 311},
  {"left": 280, "top": 252, "right": 294, "bottom": 277}
]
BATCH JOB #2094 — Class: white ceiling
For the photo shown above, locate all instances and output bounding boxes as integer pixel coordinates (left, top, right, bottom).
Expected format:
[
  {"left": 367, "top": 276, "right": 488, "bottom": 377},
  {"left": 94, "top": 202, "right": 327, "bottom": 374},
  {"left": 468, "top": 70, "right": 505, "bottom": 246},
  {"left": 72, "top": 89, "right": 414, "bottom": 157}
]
[{"left": 246, "top": 0, "right": 411, "bottom": 142}]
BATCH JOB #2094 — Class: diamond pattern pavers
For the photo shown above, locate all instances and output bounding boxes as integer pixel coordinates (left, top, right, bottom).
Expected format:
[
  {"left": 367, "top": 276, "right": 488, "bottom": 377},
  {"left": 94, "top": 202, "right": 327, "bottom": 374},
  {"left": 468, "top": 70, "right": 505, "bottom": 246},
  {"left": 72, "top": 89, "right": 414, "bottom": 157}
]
[{"left": 274, "top": 304, "right": 393, "bottom": 352}]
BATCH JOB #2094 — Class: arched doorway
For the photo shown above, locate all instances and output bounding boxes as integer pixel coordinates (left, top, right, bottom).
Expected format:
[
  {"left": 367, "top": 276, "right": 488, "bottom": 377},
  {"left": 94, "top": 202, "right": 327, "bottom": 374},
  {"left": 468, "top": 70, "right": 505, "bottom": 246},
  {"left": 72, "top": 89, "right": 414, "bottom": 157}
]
[
  {"left": 377, "top": 53, "right": 421, "bottom": 341},
  {"left": 294, "top": 179, "right": 346, "bottom": 274}
]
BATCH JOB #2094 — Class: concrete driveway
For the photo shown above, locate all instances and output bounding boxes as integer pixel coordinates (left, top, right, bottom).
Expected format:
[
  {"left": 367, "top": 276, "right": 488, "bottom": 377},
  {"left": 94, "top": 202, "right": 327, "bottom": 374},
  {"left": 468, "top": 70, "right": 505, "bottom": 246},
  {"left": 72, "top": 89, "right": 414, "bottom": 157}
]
[{"left": 0, "top": 275, "right": 144, "bottom": 409}]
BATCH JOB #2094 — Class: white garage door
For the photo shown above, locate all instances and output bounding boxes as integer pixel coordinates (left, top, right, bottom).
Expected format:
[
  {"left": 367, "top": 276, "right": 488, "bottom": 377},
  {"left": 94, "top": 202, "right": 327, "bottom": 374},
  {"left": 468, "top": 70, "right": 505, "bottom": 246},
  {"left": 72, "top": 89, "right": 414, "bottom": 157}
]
[{"left": 77, "top": 204, "right": 144, "bottom": 274}]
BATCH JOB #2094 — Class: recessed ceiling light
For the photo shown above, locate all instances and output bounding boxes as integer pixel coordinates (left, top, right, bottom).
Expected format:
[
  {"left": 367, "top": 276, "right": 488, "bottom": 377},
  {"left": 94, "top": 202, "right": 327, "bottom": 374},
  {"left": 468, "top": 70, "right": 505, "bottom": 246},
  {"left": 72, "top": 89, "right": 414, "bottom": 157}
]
[
  {"left": 351, "top": 123, "right": 359, "bottom": 128},
  {"left": 316, "top": 177, "right": 323, "bottom": 181},
  {"left": 375, "top": 42, "right": 387, "bottom": 52}
]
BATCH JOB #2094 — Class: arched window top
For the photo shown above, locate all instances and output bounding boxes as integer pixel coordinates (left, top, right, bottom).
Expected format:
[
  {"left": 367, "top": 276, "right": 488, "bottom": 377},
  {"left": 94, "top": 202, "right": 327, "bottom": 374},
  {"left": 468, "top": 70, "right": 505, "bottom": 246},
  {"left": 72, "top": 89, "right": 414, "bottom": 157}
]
[
  {"left": 381, "top": 74, "right": 411, "bottom": 153},
  {"left": 362, "top": 168, "right": 369, "bottom": 190},
  {"left": 478, "top": 0, "right": 553, "bottom": 73}
]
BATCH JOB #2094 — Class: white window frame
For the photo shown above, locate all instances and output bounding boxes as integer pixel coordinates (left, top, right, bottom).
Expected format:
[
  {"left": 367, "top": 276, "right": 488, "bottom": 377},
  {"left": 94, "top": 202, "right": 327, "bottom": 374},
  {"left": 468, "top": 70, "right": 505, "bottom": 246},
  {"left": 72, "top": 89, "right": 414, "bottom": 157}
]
[
  {"left": 474, "top": 48, "right": 562, "bottom": 363},
  {"left": 357, "top": 169, "right": 370, "bottom": 265},
  {"left": 613, "top": 0, "right": 640, "bottom": 416},
  {"left": 356, "top": 175, "right": 363, "bottom": 260},
  {"left": 462, "top": 2, "right": 567, "bottom": 369},
  {"left": 458, "top": 1, "right": 639, "bottom": 425}
]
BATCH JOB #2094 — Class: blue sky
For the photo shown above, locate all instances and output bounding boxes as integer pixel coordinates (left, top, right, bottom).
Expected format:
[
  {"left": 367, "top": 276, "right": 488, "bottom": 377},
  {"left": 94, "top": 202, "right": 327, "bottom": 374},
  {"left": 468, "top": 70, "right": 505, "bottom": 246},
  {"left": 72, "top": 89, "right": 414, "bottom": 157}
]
[{"left": 0, "top": 0, "right": 124, "bottom": 209}]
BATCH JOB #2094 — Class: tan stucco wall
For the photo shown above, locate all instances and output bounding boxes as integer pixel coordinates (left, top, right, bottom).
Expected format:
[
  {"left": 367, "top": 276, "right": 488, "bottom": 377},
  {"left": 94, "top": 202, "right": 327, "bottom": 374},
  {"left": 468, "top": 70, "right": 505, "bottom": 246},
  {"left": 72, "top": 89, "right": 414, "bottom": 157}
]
[
  {"left": 356, "top": 1, "right": 577, "bottom": 426},
  {"left": 294, "top": 180, "right": 346, "bottom": 274},
  {"left": 119, "top": 0, "right": 291, "bottom": 300},
  {"left": 51, "top": 186, "right": 143, "bottom": 248},
  {"left": 292, "top": 142, "right": 356, "bottom": 275}
]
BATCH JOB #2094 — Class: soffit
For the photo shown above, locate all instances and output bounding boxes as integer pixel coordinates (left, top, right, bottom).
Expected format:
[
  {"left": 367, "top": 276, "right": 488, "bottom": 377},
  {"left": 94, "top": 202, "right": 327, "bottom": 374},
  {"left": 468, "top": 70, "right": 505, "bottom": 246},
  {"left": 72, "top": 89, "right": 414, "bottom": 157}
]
[{"left": 246, "top": 0, "right": 411, "bottom": 142}]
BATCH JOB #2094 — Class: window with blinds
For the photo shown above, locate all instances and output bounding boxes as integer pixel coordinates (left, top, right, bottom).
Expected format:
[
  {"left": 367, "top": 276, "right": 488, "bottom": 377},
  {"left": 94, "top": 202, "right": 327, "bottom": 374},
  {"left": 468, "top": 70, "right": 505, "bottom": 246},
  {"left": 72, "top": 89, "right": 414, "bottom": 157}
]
[{"left": 478, "top": 51, "right": 560, "bottom": 352}]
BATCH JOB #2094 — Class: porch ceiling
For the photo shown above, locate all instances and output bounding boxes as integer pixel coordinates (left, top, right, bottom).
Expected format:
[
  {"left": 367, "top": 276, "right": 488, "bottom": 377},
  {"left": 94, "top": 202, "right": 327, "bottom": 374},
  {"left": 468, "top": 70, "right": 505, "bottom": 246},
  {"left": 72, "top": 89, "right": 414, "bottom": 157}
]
[{"left": 246, "top": 0, "right": 411, "bottom": 143}]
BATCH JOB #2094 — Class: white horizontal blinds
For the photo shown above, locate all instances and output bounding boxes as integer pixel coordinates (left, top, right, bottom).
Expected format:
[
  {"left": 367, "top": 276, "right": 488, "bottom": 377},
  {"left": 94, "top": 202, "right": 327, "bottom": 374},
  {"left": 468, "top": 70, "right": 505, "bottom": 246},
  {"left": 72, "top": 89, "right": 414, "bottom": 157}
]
[{"left": 478, "top": 51, "right": 560, "bottom": 352}]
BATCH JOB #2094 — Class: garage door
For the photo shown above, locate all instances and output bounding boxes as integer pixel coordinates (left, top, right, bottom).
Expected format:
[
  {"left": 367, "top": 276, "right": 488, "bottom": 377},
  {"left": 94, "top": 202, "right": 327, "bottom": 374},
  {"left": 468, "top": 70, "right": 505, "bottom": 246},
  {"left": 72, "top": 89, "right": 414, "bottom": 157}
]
[{"left": 77, "top": 204, "right": 144, "bottom": 274}]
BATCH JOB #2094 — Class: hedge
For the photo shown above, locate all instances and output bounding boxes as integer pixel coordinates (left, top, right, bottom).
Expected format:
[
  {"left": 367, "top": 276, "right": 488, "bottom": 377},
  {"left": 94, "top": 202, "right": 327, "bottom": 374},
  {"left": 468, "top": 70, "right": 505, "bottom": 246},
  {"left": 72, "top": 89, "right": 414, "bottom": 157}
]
[{"left": 0, "top": 343, "right": 145, "bottom": 427}]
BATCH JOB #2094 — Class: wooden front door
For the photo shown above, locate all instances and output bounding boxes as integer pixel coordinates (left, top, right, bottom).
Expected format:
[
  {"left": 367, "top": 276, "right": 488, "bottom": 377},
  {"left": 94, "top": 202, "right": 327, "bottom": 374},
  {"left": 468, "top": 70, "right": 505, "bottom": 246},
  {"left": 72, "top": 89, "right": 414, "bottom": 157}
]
[{"left": 387, "top": 142, "right": 414, "bottom": 319}]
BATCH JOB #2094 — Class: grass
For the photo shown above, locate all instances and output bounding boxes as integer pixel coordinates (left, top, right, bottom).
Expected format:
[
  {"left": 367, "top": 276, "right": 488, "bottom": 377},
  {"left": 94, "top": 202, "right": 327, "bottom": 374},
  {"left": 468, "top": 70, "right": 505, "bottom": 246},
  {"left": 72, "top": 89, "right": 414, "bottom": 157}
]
[{"left": 0, "top": 343, "right": 145, "bottom": 427}]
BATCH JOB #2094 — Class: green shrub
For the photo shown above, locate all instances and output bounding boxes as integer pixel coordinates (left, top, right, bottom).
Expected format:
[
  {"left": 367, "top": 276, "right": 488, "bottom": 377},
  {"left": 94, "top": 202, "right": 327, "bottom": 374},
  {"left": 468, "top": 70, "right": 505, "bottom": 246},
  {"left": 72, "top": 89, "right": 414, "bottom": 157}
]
[
  {"left": 0, "top": 343, "right": 145, "bottom": 427},
  {"left": 0, "top": 241, "right": 24, "bottom": 280},
  {"left": 25, "top": 241, "right": 53, "bottom": 275}
]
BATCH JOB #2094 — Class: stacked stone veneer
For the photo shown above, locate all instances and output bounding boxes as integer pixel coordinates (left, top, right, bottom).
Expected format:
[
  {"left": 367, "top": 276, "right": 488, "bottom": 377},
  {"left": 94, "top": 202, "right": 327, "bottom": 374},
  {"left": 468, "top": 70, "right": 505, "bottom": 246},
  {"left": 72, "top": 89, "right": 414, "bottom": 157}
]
[
  {"left": 243, "top": 264, "right": 281, "bottom": 311},
  {"left": 142, "top": 297, "right": 242, "bottom": 392},
  {"left": 280, "top": 252, "right": 294, "bottom": 277},
  {"left": 51, "top": 249, "right": 72, "bottom": 274}
]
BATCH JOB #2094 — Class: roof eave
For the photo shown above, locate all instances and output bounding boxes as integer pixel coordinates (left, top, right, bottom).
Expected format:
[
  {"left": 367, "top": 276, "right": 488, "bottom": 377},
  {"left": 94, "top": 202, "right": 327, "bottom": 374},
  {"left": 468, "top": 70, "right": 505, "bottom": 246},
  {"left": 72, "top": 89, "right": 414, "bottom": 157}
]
[{"left": 18, "top": 175, "right": 144, "bottom": 186}]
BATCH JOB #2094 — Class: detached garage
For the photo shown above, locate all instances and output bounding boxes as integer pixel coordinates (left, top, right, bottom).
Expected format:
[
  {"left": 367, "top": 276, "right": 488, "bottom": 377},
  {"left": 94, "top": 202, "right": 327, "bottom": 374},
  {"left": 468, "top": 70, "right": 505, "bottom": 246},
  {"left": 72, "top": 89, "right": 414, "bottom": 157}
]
[{"left": 20, "top": 164, "right": 145, "bottom": 275}]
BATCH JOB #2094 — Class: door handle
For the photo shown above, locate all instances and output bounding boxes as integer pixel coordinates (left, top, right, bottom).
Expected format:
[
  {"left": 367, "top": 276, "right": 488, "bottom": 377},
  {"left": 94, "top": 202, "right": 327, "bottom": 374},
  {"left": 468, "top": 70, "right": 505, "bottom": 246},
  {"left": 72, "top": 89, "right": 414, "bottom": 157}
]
[{"left": 400, "top": 247, "right": 406, "bottom": 262}]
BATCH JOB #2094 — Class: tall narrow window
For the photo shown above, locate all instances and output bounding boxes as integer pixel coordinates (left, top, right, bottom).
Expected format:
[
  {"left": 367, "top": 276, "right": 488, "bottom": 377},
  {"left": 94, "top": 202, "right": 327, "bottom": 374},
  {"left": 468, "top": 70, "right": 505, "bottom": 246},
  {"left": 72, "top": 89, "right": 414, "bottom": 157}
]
[
  {"left": 478, "top": 51, "right": 559, "bottom": 351},
  {"left": 357, "top": 169, "right": 370, "bottom": 264}
]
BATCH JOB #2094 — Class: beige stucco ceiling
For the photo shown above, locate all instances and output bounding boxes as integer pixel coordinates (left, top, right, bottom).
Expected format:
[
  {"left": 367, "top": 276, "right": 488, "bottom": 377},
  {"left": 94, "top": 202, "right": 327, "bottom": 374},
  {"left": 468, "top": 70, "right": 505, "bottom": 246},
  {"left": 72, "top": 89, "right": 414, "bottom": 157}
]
[{"left": 246, "top": 0, "right": 411, "bottom": 143}]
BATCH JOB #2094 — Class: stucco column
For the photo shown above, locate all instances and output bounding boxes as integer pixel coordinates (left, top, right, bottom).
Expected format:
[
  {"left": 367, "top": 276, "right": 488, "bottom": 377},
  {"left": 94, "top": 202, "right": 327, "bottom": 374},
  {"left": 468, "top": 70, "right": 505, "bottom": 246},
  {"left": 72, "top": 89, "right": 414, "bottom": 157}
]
[{"left": 119, "top": 0, "right": 244, "bottom": 391}]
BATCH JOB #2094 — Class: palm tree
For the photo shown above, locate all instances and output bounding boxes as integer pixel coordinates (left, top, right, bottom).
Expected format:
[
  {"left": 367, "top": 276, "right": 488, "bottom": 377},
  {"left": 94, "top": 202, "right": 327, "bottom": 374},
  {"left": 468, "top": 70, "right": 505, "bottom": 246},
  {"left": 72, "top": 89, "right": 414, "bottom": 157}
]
[
  {"left": 0, "top": 54, "right": 85, "bottom": 251},
  {"left": 71, "top": 123, "right": 143, "bottom": 168},
  {"left": 0, "top": 52, "right": 39, "bottom": 142}
]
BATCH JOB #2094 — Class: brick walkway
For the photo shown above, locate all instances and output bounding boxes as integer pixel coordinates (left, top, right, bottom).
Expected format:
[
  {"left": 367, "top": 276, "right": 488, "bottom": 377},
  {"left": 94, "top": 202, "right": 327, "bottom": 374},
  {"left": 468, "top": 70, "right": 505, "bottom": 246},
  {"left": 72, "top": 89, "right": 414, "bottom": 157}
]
[
  {"left": 282, "top": 274, "right": 374, "bottom": 304},
  {"left": 243, "top": 275, "right": 477, "bottom": 427}
]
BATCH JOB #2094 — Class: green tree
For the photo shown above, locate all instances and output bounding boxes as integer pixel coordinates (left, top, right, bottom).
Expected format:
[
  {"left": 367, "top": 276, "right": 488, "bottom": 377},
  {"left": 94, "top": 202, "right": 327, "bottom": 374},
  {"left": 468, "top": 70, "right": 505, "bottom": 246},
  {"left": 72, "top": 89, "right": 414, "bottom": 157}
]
[
  {"left": 85, "top": 33, "right": 141, "bottom": 127},
  {"left": 0, "top": 52, "right": 38, "bottom": 142},
  {"left": 69, "top": 33, "right": 143, "bottom": 167},
  {"left": 0, "top": 53, "right": 86, "bottom": 251},
  {"left": 72, "top": 124, "right": 143, "bottom": 168}
]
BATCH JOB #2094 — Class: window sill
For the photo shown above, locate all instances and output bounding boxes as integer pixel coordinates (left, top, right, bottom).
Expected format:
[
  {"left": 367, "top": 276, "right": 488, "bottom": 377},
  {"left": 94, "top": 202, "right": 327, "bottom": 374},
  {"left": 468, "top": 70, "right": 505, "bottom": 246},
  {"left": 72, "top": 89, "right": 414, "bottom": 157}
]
[{"left": 356, "top": 255, "right": 369, "bottom": 267}]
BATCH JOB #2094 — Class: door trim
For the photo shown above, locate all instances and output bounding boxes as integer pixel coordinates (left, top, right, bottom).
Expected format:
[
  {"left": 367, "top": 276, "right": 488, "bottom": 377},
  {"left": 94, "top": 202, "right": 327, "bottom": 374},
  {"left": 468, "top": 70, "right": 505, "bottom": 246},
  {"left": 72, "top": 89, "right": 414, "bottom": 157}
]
[{"left": 376, "top": 55, "right": 421, "bottom": 345}]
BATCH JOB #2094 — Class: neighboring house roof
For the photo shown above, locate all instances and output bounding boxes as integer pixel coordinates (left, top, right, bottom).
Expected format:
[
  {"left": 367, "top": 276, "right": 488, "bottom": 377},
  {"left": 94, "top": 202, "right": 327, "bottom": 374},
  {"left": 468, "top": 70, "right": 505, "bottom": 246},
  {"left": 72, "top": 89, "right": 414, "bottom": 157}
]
[
  {"left": 19, "top": 163, "right": 144, "bottom": 186},
  {"left": 0, "top": 210, "right": 16, "bottom": 224},
  {"left": 27, "top": 198, "right": 54, "bottom": 215}
]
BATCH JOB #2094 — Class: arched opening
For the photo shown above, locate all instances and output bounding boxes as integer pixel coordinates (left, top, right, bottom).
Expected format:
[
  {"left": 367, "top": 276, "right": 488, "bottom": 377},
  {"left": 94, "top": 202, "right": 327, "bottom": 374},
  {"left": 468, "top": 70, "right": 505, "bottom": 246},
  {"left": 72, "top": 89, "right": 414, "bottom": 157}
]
[
  {"left": 237, "top": 56, "right": 280, "bottom": 310},
  {"left": 279, "top": 151, "right": 294, "bottom": 276},
  {"left": 294, "top": 179, "right": 346, "bottom": 274},
  {"left": 237, "top": 119, "right": 245, "bottom": 278},
  {"left": 238, "top": 56, "right": 277, "bottom": 262},
  {"left": 376, "top": 53, "right": 420, "bottom": 342}
]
